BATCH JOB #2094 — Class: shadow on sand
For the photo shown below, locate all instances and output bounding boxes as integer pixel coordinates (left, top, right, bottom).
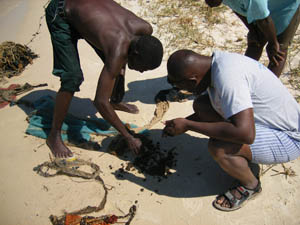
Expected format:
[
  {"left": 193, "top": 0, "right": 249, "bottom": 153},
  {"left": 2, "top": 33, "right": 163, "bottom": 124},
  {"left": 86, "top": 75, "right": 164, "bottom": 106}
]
[
  {"left": 124, "top": 76, "right": 172, "bottom": 104},
  {"left": 17, "top": 87, "right": 259, "bottom": 199},
  {"left": 17, "top": 89, "right": 98, "bottom": 118},
  {"left": 102, "top": 129, "right": 260, "bottom": 198}
]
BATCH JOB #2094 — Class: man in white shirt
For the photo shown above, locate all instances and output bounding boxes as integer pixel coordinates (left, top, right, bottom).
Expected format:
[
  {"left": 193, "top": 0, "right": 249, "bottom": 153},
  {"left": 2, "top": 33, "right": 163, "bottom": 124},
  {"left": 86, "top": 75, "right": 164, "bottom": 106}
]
[{"left": 163, "top": 50, "right": 300, "bottom": 211}]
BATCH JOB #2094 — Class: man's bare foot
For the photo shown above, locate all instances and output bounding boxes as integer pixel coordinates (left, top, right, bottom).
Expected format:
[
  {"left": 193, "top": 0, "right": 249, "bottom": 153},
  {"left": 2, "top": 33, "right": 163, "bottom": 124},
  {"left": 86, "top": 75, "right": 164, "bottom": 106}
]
[
  {"left": 46, "top": 131, "right": 73, "bottom": 158},
  {"left": 111, "top": 102, "right": 139, "bottom": 114}
]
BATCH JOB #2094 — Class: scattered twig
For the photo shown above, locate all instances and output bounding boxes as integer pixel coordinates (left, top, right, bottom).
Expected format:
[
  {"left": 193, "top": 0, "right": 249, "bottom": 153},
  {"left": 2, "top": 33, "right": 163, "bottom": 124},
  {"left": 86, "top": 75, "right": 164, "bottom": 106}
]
[{"left": 271, "top": 163, "right": 297, "bottom": 179}]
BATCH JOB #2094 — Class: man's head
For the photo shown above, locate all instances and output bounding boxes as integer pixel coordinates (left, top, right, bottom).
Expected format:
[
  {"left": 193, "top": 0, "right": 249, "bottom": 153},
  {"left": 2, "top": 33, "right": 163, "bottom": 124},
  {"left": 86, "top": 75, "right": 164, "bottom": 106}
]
[
  {"left": 167, "top": 49, "right": 211, "bottom": 94},
  {"left": 128, "top": 35, "right": 163, "bottom": 72},
  {"left": 205, "top": 0, "right": 223, "bottom": 8}
]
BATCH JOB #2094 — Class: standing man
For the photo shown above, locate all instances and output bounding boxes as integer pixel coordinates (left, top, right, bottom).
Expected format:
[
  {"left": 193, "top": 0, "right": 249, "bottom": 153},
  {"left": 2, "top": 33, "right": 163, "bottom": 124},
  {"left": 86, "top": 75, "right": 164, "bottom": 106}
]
[
  {"left": 205, "top": 0, "right": 300, "bottom": 77},
  {"left": 163, "top": 49, "right": 300, "bottom": 211},
  {"left": 45, "top": 0, "right": 163, "bottom": 158}
]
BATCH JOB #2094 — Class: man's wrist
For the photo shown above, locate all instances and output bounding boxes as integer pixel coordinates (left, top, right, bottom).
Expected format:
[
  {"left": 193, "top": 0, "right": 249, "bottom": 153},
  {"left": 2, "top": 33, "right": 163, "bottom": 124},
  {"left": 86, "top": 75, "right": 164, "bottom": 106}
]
[
  {"left": 184, "top": 119, "right": 191, "bottom": 131},
  {"left": 124, "top": 133, "right": 134, "bottom": 140}
]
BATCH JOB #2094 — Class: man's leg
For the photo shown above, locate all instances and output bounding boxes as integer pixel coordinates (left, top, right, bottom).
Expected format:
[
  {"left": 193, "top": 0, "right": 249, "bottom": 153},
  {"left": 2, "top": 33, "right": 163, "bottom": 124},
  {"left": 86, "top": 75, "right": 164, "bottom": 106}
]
[
  {"left": 191, "top": 94, "right": 259, "bottom": 209},
  {"left": 245, "top": 43, "right": 265, "bottom": 61},
  {"left": 89, "top": 43, "right": 139, "bottom": 114},
  {"left": 269, "top": 7, "right": 300, "bottom": 77},
  {"left": 233, "top": 12, "right": 266, "bottom": 61},
  {"left": 245, "top": 29, "right": 267, "bottom": 61},
  {"left": 208, "top": 139, "right": 259, "bottom": 208},
  {"left": 110, "top": 69, "right": 139, "bottom": 114},
  {"left": 188, "top": 94, "right": 224, "bottom": 122},
  {"left": 46, "top": 1, "right": 83, "bottom": 158},
  {"left": 46, "top": 91, "right": 74, "bottom": 158}
]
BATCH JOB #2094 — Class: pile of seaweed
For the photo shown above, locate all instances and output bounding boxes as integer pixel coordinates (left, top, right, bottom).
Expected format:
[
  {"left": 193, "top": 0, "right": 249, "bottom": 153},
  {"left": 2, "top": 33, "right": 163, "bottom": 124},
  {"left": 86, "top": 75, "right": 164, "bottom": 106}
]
[
  {"left": 0, "top": 41, "right": 38, "bottom": 79},
  {"left": 108, "top": 133, "right": 177, "bottom": 177}
]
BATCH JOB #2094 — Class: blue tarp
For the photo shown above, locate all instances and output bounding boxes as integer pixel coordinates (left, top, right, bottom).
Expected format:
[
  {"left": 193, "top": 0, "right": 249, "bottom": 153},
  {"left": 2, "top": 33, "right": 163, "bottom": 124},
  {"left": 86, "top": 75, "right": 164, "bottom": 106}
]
[{"left": 26, "top": 95, "right": 141, "bottom": 148}]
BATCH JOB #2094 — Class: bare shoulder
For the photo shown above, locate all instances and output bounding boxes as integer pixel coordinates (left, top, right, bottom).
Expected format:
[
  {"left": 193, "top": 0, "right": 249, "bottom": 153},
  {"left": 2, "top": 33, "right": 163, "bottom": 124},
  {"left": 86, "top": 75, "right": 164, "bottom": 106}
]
[
  {"left": 103, "top": 31, "right": 130, "bottom": 71},
  {"left": 65, "top": 0, "right": 152, "bottom": 36},
  {"left": 127, "top": 17, "right": 153, "bottom": 36}
]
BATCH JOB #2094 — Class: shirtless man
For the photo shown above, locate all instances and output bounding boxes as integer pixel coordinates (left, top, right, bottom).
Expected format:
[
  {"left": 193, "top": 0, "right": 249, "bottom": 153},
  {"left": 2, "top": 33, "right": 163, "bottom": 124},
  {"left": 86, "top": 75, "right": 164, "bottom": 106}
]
[
  {"left": 205, "top": 0, "right": 300, "bottom": 77},
  {"left": 163, "top": 50, "right": 300, "bottom": 211},
  {"left": 45, "top": 0, "right": 163, "bottom": 158}
]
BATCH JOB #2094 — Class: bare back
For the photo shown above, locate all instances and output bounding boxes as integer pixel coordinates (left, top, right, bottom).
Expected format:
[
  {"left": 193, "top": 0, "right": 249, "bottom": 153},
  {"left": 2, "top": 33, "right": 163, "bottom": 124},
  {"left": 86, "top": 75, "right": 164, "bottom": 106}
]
[{"left": 64, "top": 0, "right": 152, "bottom": 56}]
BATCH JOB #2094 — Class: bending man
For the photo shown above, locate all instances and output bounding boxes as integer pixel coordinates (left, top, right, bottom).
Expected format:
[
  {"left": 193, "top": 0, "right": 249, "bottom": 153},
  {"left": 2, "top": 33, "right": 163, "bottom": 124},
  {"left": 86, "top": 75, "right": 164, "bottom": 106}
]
[{"left": 45, "top": 0, "right": 163, "bottom": 158}]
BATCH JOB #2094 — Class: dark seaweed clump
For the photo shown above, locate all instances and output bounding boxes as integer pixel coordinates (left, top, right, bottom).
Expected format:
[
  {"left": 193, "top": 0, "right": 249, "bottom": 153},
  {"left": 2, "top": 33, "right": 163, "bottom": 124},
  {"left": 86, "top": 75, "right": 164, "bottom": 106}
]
[{"left": 108, "top": 133, "right": 177, "bottom": 177}]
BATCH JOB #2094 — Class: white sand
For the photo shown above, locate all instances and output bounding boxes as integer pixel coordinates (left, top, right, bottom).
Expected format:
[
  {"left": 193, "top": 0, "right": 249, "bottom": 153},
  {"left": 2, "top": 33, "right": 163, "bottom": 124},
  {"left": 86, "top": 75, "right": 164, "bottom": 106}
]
[{"left": 0, "top": 0, "right": 300, "bottom": 225}]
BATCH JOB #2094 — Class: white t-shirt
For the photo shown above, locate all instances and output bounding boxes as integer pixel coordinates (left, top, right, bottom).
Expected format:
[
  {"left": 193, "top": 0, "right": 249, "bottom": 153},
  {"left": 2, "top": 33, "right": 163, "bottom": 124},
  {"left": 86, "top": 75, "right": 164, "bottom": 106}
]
[{"left": 207, "top": 51, "right": 300, "bottom": 141}]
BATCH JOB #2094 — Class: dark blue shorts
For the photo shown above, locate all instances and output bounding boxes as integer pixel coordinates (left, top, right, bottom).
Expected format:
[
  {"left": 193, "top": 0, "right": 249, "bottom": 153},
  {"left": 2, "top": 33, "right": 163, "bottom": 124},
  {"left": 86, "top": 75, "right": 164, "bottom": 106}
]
[{"left": 46, "top": 0, "right": 84, "bottom": 92}]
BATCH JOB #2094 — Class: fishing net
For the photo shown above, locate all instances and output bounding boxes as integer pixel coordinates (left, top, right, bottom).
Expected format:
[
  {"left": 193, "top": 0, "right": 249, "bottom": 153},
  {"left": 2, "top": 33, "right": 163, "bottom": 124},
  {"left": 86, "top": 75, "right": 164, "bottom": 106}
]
[
  {"left": 0, "top": 41, "right": 38, "bottom": 80},
  {"left": 34, "top": 158, "right": 136, "bottom": 225}
]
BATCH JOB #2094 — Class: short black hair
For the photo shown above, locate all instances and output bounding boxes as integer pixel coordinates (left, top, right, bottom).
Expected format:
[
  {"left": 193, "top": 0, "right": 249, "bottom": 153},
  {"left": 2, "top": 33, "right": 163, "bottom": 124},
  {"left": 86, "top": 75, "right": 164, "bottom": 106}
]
[
  {"left": 167, "top": 49, "right": 193, "bottom": 79},
  {"left": 136, "top": 35, "right": 163, "bottom": 69}
]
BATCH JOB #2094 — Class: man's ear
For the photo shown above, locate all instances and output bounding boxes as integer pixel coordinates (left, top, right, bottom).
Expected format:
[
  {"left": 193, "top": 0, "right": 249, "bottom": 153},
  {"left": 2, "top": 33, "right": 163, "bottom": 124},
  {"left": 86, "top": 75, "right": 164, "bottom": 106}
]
[
  {"left": 128, "top": 40, "right": 139, "bottom": 56},
  {"left": 186, "top": 76, "right": 198, "bottom": 86},
  {"left": 188, "top": 75, "right": 201, "bottom": 86},
  {"left": 188, "top": 75, "right": 198, "bottom": 82}
]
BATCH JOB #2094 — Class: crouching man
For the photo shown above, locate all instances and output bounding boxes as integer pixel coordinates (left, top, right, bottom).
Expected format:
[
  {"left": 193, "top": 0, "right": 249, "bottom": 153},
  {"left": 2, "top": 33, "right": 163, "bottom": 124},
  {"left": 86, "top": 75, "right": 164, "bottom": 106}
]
[{"left": 163, "top": 50, "right": 300, "bottom": 211}]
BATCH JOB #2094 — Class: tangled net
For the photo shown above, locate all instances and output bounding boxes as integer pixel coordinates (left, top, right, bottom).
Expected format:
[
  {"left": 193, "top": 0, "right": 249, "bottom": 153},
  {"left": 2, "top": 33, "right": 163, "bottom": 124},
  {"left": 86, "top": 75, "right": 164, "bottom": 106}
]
[
  {"left": 34, "top": 158, "right": 136, "bottom": 225},
  {"left": 0, "top": 41, "right": 38, "bottom": 79}
]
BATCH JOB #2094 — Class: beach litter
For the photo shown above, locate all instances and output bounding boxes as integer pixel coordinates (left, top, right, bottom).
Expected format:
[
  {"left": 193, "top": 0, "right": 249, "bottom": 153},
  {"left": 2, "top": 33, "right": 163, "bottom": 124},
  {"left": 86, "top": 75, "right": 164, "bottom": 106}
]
[
  {"left": 34, "top": 157, "right": 137, "bottom": 225},
  {"left": 0, "top": 82, "right": 47, "bottom": 109},
  {"left": 271, "top": 163, "right": 297, "bottom": 179}
]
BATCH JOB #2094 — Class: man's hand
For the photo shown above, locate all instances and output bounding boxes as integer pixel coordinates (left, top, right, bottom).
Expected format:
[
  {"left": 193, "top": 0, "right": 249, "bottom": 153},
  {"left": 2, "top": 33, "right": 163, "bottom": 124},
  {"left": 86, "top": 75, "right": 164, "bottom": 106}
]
[
  {"left": 254, "top": 16, "right": 285, "bottom": 67},
  {"left": 162, "top": 118, "right": 188, "bottom": 137},
  {"left": 266, "top": 41, "right": 285, "bottom": 67},
  {"left": 125, "top": 135, "right": 142, "bottom": 154}
]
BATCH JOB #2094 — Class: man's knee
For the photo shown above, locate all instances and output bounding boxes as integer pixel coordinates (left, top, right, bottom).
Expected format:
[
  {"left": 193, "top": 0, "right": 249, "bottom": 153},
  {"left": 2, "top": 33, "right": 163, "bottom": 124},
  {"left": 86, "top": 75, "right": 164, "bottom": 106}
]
[
  {"left": 192, "top": 99, "right": 201, "bottom": 113},
  {"left": 59, "top": 72, "right": 84, "bottom": 92},
  {"left": 208, "top": 138, "right": 226, "bottom": 161},
  {"left": 193, "top": 94, "right": 224, "bottom": 122},
  {"left": 193, "top": 94, "right": 209, "bottom": 112}
]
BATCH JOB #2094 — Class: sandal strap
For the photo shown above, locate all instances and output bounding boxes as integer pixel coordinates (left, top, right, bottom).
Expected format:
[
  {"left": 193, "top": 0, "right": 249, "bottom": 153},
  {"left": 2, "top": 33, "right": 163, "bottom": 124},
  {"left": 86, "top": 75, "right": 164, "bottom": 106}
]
[
  {"left": 224, "top": 191, "right": 237, "bottom": 205},
  {"left": 237, "top": 180, "right": 261, "bottom": 197},
  {"left": 222, "top": 180, "right": 261, "bottom": 208},
  {"left": 236, "top": 186, "right": 250, "bottom": 197}
]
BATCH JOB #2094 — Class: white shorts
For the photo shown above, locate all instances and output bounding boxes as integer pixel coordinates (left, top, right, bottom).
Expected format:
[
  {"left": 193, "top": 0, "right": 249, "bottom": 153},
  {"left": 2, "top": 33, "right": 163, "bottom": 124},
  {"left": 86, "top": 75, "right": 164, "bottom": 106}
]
[{"left": 250, "top": 124, "right": 300, "bottom": 164}]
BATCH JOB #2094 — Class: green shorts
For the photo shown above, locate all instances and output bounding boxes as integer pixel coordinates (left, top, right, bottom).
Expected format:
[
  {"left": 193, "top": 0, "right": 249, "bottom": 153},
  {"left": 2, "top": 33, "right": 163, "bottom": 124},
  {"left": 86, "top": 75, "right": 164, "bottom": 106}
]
[
  {"left": 45, "top": 0, "right": 84, "bottom": 92},
  {"left": 247, "top": 6, "right": 300, "bottom": 50}
]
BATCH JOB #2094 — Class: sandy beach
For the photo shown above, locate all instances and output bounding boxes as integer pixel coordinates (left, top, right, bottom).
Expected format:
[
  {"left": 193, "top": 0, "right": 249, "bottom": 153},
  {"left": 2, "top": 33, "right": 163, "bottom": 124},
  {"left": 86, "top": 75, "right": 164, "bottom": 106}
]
[{"left": 0, "top": 0, "right": 300, "bottom": 225}]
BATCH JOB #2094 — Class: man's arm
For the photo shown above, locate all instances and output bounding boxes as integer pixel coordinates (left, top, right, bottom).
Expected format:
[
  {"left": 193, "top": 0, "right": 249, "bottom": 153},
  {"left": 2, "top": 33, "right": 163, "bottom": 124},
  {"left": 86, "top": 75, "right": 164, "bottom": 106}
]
[
  {"left": 93, "top": 42, "right": 141, "bottom": 154},
  {"left": 163, "top": 108, "right": 255, "bottom": 145}
]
